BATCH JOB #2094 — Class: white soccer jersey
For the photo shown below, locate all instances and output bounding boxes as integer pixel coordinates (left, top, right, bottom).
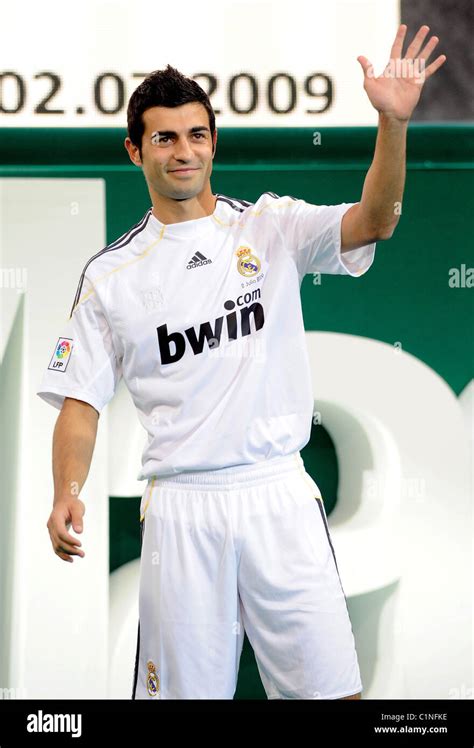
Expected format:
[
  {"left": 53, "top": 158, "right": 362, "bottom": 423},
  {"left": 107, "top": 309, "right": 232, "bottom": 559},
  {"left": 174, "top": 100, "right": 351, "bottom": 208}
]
[{"left": 36, "top": 192, "right": 376, "bottom": 481}]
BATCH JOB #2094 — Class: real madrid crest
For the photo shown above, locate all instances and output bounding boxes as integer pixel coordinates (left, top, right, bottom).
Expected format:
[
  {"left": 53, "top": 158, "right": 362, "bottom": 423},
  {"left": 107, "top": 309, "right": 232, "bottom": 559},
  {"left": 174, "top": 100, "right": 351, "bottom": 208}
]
[
  {"left": 235, "top": 246, "right": 261, "bottom": 277},
  {"left": 147, "top": 660, "right": 160, "bottom": 697}
]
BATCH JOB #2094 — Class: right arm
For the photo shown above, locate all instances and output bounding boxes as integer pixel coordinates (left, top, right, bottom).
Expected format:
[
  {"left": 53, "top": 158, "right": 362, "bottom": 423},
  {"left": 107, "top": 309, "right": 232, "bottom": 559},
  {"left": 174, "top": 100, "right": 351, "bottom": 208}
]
[{"left": 46, "top": 397, "right": 99, "bottom": 563}]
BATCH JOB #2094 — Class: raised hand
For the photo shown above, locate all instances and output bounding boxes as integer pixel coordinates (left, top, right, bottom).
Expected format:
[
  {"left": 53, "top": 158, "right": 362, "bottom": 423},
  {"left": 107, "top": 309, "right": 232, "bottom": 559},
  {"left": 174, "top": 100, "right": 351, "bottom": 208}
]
[{"left": 357, "top": 25, "right": 447, "bottom": 122}]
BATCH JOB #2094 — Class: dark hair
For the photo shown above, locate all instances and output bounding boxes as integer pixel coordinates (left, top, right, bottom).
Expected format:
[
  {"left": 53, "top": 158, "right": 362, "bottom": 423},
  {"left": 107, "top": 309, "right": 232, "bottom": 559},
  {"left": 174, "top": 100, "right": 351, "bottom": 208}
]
[{"left": 127, "top": 64, "right": 216, "bottom": 159}]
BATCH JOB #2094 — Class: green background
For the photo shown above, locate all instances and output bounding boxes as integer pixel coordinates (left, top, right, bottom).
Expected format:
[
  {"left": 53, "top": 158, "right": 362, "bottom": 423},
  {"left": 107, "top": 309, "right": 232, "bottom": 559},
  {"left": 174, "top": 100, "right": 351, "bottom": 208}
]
[{"left": 3, "top": 126, "right": 472, "bottom": 698}]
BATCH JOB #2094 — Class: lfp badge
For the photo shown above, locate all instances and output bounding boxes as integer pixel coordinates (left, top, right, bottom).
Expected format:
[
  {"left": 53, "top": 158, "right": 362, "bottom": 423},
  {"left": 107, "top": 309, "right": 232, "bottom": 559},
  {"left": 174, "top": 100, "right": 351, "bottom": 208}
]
[
  {"left": 48, "top": 337, "right": 73, "bottom": 372},
  {"left": 235, "top": 246, "right": 261, "bottom": 277}
]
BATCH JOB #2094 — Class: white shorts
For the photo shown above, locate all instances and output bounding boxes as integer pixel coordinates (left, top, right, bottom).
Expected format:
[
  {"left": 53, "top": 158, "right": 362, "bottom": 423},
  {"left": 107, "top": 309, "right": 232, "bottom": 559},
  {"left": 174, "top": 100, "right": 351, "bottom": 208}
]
[{"left": 131, "top": 451, "right": 363, "bottom": 700}]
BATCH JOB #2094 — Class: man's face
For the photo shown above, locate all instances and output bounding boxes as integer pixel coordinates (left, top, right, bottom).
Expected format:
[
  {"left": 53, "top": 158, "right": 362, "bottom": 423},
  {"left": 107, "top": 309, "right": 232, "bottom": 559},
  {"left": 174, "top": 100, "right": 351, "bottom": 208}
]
[{"left": 129, "top": 102, "right": 216, "bottom": 201}]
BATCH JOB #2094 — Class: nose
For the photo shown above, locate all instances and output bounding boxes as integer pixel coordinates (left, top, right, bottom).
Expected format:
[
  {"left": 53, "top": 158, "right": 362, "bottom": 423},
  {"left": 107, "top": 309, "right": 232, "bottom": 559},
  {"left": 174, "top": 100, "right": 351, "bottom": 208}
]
[{"left": 172, "top": 135, "right": 194, "bottom": 162}]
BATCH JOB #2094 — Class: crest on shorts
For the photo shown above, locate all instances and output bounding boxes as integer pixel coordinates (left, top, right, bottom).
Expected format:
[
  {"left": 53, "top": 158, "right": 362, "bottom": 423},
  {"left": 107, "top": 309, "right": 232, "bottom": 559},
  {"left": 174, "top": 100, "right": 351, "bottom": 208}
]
[
  {"left": 235, "top": 246, "right": 261, "bottom": 277},
  {"left": 147, "top": 660, "right": 160, "bottom": 697}
]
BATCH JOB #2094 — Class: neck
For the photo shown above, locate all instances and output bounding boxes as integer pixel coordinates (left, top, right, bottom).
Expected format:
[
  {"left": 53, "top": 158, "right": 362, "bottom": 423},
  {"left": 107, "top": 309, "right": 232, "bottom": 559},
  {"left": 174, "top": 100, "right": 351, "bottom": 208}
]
[{"left": 151, "top": 189, "right": 216, "bottom": 225}]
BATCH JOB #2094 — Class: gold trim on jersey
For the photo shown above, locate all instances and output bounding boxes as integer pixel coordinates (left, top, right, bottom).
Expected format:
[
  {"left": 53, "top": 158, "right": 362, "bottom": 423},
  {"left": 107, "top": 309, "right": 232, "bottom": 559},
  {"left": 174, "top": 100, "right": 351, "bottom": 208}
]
[
  {"left": 140, "top": 476, "right": 156, "bottom": 522},
  {"left": 65, "top": 226, "right": 166, "bottom": 321},
  {"left": 68, "top": 195, "right": 296, "bottom": 321},
  {"left": 293, "top": 453, "right": 323, "bottom": 503}
]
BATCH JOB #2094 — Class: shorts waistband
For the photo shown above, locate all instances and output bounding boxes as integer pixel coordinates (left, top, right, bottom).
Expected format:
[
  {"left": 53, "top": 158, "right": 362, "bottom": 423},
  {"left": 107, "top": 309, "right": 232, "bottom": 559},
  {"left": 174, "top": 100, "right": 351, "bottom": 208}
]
[{"left": 152, "top": 452, "right": 305, "bottom": 489}]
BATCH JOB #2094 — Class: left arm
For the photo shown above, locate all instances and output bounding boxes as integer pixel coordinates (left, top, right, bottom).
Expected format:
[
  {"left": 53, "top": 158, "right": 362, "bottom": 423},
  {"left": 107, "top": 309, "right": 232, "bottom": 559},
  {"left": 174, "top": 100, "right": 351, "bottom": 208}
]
[
  {"left": 341, "top": 24, "right": 446, "bottom": 252},
  {"left": 341, "top": 114, "right": 407, "bottom": 250}
]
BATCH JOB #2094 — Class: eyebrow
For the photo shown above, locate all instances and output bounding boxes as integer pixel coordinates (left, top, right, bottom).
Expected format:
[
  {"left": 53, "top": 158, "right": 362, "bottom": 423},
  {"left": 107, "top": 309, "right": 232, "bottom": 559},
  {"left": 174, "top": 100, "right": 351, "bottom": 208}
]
[{"left": 151, "top": 126, "right": 210, "bottom": 137}]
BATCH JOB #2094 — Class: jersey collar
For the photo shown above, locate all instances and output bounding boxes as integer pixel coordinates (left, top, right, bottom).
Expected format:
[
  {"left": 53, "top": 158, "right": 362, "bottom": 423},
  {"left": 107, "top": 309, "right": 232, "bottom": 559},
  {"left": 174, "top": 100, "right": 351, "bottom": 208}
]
[{"left": 147, "top": 196, "right": 226, "bottom": 239}]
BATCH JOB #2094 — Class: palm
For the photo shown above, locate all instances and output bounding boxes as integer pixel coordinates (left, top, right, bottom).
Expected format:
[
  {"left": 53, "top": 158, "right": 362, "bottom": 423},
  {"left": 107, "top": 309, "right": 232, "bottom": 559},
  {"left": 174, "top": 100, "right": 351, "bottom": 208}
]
[{"left": 357, "top": 25, "right": 447, "bottom": 121}]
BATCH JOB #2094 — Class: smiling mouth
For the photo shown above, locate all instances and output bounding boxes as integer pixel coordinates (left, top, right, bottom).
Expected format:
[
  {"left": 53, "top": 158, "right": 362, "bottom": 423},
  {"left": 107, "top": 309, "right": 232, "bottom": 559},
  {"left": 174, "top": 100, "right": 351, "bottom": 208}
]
[{"left": 170, "top": 168, "right": 198, "bottom": 173}]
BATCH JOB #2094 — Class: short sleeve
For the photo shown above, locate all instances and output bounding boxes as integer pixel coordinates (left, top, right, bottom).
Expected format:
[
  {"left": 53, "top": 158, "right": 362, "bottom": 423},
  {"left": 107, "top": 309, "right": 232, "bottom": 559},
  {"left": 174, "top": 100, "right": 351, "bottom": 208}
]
[
  {"left": 272, "top": 196, "right": 376, "bottom": 281},
  {"left": 36, "top": 274, "right": 122, "bottom": 415}
]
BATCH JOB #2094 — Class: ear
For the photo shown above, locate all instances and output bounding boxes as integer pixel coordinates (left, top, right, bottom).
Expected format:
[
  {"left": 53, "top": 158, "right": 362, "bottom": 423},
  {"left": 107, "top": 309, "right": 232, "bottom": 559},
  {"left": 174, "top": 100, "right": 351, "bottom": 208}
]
[{"left": 124, "top": 137, "right": 142, "bottom": 167}]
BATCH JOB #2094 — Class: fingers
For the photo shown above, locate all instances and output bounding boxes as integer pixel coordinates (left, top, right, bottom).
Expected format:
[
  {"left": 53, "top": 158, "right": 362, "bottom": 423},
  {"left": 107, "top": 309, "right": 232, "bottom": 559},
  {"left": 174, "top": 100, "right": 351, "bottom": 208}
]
[
  {"left": 47, "top": 502, "right": 86, "bottom": 564},
  {"left": 55, "top": 548, "right": 74, "bottom": 563},
  {"left": 357, "top": 56, "right": 374, "bottom": 78},
  {"left": 423, "top": 54, "right": 447, "bottom": 80},
  {"left": 58, "top": 526, "right": 82, "bottom": 548},
  {"left": 70, "top": 501, "right": 85, "bottom": 534},
  {"left": 55, "top": 543, "right": 85, "bottom": 563},
  {"left": 54, "top": 535, "right": 85, "bottom": 562},
  {"left": 407, "top": 29, "right": 446, "bottom": 80},
  {"left": 405, "top": 24, "right": 431, "bottom": 60},
  {"left": 418, "top": 34, "right": 440, "bottom": 62},
  {"left": 58, "top": 532, "right": 83, "bottom": 551},
  {"left": 387, "top": 24, "right": 446, "bottom": 82},
  {"left": 390, "top": 24, "right": 407, "bottom": 60}
]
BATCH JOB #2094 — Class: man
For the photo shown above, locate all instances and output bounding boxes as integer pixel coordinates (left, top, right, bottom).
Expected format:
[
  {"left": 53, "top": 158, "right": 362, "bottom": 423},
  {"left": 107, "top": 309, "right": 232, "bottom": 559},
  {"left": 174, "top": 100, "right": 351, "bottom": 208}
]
[{"left": 37, "top": 26, "right": 445, "bottom": 699}]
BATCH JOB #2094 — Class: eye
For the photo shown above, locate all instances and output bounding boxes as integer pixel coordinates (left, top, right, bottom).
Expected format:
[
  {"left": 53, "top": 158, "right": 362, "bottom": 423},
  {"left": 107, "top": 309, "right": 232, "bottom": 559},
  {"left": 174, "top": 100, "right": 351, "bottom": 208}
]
[{"left": 151, "top": 133, "right": 170, "bottom": 145}]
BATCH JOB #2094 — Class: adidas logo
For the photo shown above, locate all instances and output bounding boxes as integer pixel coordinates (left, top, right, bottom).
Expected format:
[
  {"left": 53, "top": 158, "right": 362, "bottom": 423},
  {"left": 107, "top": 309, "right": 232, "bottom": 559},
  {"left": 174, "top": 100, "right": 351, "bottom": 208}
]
[{"left": 186, "top": 251, "right": 212, "bottom": 270}]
